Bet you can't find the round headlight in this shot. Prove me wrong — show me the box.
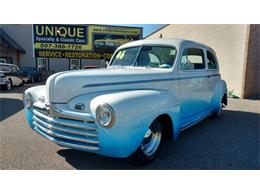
[23,92,33,108]
[96,103,115,128]
[38,96,45,103]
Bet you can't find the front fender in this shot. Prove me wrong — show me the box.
[24,85,46,102]
[89,89,180,157]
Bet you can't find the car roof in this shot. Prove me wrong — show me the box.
[118,38,214,51]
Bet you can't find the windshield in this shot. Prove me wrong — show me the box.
[110,45,177,68]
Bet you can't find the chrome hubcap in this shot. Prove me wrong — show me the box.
[141,128,162,157]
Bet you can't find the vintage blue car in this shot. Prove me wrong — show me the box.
[23,39,227,164]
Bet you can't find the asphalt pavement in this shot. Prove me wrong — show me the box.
[0,83,259,169]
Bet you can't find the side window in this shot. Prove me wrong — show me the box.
[207,51,218,69]
[0,66,11,72]
[180,48,205,70]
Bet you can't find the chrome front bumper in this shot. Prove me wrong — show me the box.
[31,102,99,152]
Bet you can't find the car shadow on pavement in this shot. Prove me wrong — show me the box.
[0,98,23,121]
[57,109,260,170]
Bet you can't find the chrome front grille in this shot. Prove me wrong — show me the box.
[32,105,99,151]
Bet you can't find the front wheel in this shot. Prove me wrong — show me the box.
[132,119,163,165]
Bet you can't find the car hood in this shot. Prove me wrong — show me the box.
[46,67,175,103]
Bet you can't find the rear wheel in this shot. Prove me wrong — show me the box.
[133,119,163,165]
[211,100,223,118]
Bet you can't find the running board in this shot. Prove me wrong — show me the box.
[180,112,212,131]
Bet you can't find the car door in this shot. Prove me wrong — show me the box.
[178,46,211,128]
[11,66,23,85]
[205,49,220,103]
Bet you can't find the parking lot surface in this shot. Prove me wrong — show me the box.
[0,84,259,170]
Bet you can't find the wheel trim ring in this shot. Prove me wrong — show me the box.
[141,128,162,157]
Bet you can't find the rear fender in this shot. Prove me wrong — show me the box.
[211,79,228,112]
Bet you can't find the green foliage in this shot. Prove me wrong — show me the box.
[228,90,239,99]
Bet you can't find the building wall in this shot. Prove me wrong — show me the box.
[49,58,69,72]
[1,24,35,67]
[146,24,249,98]
[243,24,260,99]
[0,49,18,64]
